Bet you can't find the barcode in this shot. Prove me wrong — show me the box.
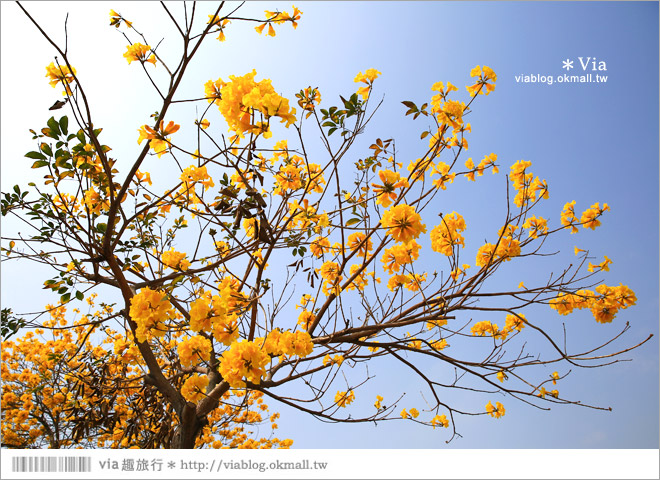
[11,456,92,473]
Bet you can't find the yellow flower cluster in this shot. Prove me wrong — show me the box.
[537,387,559,399]
[262,329,314,358]
[400,407,420,419]
[371,169,409,207]
[45,62,76,95]
[137,120,180,158]
[381,240,421,274]
[430,211,466,256]
[475,225,521,267]
[207,15,230,42]
[346,232,373,257]
[161,248,191,271]
[588,256,612,273]
[335,390,355,408]
[580,202,610,230]
[345,264,371,292]
[354,68,381,100]
[387,273,427,292]
[181,374,209,403]
[218,340,270,388]
[310,236,332,258]
[189,288,239,345]
[471,314,525,341]
[123,43,156,65]
[318,261,342,296]
[509,160,548,207]
[523,215,548,238]
[255,6,303,36]
[205,70,296,142]
[109,9,132,28]
[561,201,610,233]
[381,204,426,244]
[129,288,175,342]
[177,335,212,368]
[464,153,499,181]
[323,354,344,367]
[285,199,328,233]
[549,284,636,323]
[486,401,505,418]
[430,162,456,190]
[297,310,315,330]
[431,414,449,428]
[83,189,110,215]
[179,165,215,204]
[466,65,497,96]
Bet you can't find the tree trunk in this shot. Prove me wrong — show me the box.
[172,402,205,449]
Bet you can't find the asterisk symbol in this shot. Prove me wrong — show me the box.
[167,461,176,469]
[562,59,574,71]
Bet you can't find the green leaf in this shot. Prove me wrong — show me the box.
[40,143,53,157]
[31,160,49,169]
[47,117,61,138]
[75,291,84,301]
[96,223,107,233]
[60,292,71,303]
[59,116,69,135]
[25,151,47,160]
[346,218,360,226]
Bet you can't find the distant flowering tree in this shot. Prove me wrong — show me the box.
[1,2,650,449]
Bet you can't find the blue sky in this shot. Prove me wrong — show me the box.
[1,1,658,450]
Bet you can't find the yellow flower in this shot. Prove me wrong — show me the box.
[587,255,612,273]
[129,288,174,342]
[45,62,76,94]
[218,340,270,388]
[371,169,409,207]
[177,335,212,368]
[380,204,426,244]
[354,68,381,99]
[430,211,466,256]
[374,395,383,409]
[497,371,506,382]
[409,408,420,418]
[475,243,496,267]
[161,249,190,271]
[109,9,132,28]
[181,375,209,403]
[209,70,296,143]
[137,120,180,158]
[297,310,315,330]
[551,371,560,385]
[467,65,496,96]
[580,202,610,230]
[485,401,505,418]
[561,201,580,233]
[523,215,548,239]
[471,320,501,338]
[380,241,421,274]
[123,43,156,65]
[431,414,449,429]
[335,390,355,408]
